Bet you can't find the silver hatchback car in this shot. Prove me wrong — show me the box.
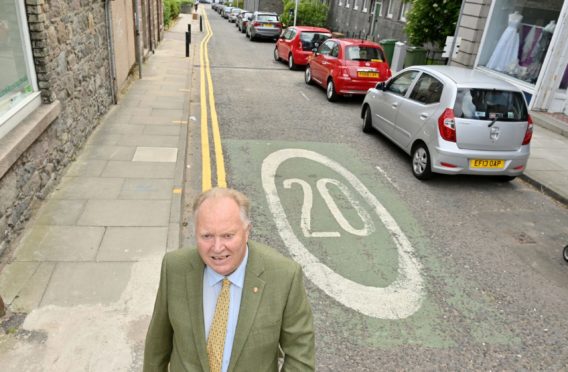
[361,66,533,181]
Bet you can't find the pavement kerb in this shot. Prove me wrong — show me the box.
[520,173,568,207]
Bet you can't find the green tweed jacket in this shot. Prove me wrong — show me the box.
[143,241,315,372]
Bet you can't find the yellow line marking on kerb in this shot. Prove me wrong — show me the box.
[199,9,212,191]
[172,188,183,194]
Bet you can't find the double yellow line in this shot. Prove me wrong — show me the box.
[199,8,226,191]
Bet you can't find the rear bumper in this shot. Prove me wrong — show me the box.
[430,144,530,176]
[252,28,281,38]
[336,77,381,95]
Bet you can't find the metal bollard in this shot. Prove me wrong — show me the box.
[200,15,203,32]
[185,32,190,57]
[187,24,192,45]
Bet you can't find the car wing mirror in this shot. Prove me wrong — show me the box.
[312,48,318,55]
[375,82,386,90]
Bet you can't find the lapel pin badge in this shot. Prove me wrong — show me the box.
[253,287,259,293]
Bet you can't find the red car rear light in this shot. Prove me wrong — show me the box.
[275,22,282,28]
[522,114,533,145]
[252,21,261,27]
[438,108,456,142]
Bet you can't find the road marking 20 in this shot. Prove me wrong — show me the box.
[262,148,424,319]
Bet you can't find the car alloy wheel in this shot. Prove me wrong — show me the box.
[274,48,280,62]
[305,66,313,85]
[288,54,295,70]
[563,244,568,263]
[362,106,373,133]
[326,80,338,102]
[411,143,432,180]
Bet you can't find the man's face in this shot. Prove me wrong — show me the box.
[195,196,250,276]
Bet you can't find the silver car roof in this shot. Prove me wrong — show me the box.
[407,65,522,91]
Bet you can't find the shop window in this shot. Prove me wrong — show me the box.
[0,0,41,138]
[478,0,562,86]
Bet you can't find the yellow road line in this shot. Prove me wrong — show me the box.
[199,10,212,191]
[203,10,227,188]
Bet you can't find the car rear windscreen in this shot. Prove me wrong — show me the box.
[454,89,528,121]
[257,15,278,21]
[346,46,385,61]
[300,32,331,51]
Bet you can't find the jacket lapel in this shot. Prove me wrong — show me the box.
[186,251,209,371]
[228,244,266,371]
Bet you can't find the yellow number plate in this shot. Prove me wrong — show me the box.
[358,71,379,78]
[470,159,505,169]
[263,23,273,27]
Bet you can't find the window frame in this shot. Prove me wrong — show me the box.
[362,0,369,13]
[386,0,394,18]
[0,0,41,139]
[399,1,412,22]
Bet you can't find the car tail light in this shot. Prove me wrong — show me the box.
[276,22,282,28]
[252,21,261,27]
[522,115,533,145]
[438,108,456,142]
[440,162,457,168]
[514,165,525,170]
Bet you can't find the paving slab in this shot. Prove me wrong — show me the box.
[97,227,168,261]
[82,145,137,161]
[119,178,174,200]
[34,200,86,225]
[77,200,171,226]
[10,263,56,312]
[52,177,124,200]
[101,161,175,179]
[118,134,179,147]
[100,124,146,135]
[64,159,108,177]
[143,124,182,136]
[0,261,40,304]
[132,147,178,162]
[15,225,105,261]
[41,262,133,306]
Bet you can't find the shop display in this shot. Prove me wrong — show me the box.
[486,11,523,72]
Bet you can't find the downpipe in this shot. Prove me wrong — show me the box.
[104,0,118,104]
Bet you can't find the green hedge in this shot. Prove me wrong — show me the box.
[281,0,328,28]
[164,0,181,27]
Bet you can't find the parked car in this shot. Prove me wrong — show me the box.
[275,26,332,70]
[246,12,282,41]
[305,38,391,101]
[361,65,533,181]
[237,11,253,32]
[222,6,233,18]
[228,8,241,22]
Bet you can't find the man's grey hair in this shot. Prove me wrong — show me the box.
[192,187,251,227]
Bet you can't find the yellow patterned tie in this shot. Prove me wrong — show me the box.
[207,278,231,372]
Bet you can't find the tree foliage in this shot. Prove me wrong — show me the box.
[281,0,329,28]
[404,0,461,48]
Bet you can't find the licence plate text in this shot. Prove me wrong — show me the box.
[263,23,273,27]
[470,159,505,169]
[357,71,379,78]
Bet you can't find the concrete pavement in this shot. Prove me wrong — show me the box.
[0,12,199,371]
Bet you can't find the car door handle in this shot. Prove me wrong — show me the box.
[420,113,429,120]
[391,103,398,109]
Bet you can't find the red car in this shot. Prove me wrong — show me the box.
[274,26,332,70]
[305,38,392,101]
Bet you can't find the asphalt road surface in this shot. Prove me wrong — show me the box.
[184,7,568,370]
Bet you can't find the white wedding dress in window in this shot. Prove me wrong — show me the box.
[486,12,522,72]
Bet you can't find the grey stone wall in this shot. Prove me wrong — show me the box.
[0,0,113,255]
[451,0,491,68]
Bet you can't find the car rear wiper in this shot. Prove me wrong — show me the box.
[488,117,497,127]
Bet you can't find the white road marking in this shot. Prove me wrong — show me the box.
[283,178,340,238]
[300,92,310,101]
[262,149,424,319]
[376,165,400,191]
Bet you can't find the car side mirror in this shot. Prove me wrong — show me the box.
[375,82,386,90]
[312,48,318,55]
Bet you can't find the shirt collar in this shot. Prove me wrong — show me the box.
[205,245,249,289]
